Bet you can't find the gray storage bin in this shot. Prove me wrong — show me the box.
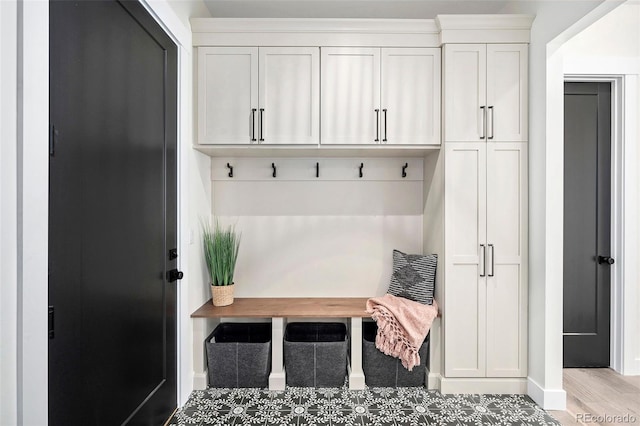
[284,322,348,387]
[206,322,271,388]
[362,321,429,387]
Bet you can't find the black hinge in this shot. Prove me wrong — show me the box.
[49,124,58,156]
[48,306,55,339]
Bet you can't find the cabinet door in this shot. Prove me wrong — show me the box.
[259,47,319,145]
[486,45,528,142]
[321,48,381,144]
[381,48,441,145]
[443,44,487,142]
[198,47,258,144]
[444,143,487,377]
[486,143,527,377]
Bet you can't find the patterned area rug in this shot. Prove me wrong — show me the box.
[168,387,561,425]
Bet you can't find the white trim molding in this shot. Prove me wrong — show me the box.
[192,18,439,47]
[17,1,50,425]
[436,14,534,44]
[191,15,534,47]
[527,377,567,411]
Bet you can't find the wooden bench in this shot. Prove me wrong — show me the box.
[191,297,370,390]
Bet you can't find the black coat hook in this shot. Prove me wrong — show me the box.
[272,162,277,178]
[359,162,364,178]
[316,162,319,178]
[402,163,408,178]
[227,162,233,178]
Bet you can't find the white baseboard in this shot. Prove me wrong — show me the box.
[440,377,527,394]
[193,371,208,390]
[427,372,442,390]
[527,377,566,410]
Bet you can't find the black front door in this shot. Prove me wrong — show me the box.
[563,82,612,368]
[49,1,178,424]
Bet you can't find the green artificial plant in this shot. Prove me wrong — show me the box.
[203,220,241,286]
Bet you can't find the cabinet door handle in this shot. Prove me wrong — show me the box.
[488,106,494,140]
[251,108,257,142]
[383,109,388,143]
[480,244,486,277]
[259,108,264,142]
[488,244,495,277]
[375,109,380,142]
[480,106,486,139]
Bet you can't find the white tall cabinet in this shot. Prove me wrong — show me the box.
[198,46,319,145]
[321,47,441,145]
[441,37,529,391]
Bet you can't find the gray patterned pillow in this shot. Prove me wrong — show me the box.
[387,250,437,305]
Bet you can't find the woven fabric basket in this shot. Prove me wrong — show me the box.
[211,284,234,306]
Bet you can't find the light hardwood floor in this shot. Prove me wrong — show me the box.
[549,368,640,425]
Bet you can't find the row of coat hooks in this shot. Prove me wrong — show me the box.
[226,162,409,178]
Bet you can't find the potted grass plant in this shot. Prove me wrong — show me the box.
[203,220,241,307]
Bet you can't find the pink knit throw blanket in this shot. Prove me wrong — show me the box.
[366,294,439,371]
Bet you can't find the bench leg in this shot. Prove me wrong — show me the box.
[349,317,366,390]
[269,317,286,390]
[193,318,219,390]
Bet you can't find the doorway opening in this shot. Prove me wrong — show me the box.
[563,81,612,368]
[563,75,626,374]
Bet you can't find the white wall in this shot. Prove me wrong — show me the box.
[0,2,19,425]
[562,1,640,376]
[500,0,626,410]
[211,160,425,298]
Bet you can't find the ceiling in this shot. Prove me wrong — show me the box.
[201,0,517,19]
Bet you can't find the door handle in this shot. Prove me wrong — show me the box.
[480,106,486,139]
[375,109,380,142]
[251,108,257,142]
[480,244,486,277]
[597,256,615,265]
[488,244,495,277]
[488,106,494,140]
[382,109,388,143]
[167,269,184,282]
[259,108,264,142]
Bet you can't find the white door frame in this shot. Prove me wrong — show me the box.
[563,74,626,374]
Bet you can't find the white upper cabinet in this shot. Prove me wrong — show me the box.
[486,44,528,142]
[321,48,381,145]
[198,47,258,144]
[198,47,319,145]
[259,47,319,144]
[322,47,441,145]
[381,48,441,145]
[444,44,527,143]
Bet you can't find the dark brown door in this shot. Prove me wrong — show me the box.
[49,1,178,424]
[563,82,612,368]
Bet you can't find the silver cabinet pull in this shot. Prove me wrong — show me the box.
[488,244,495,277]
[488,106,494,140]
[259,108,264,142]
[480,106,486,139]
[251,108,257,142]
[480,244,486,277]
[375,109,380,142]
[382,108,388,143]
